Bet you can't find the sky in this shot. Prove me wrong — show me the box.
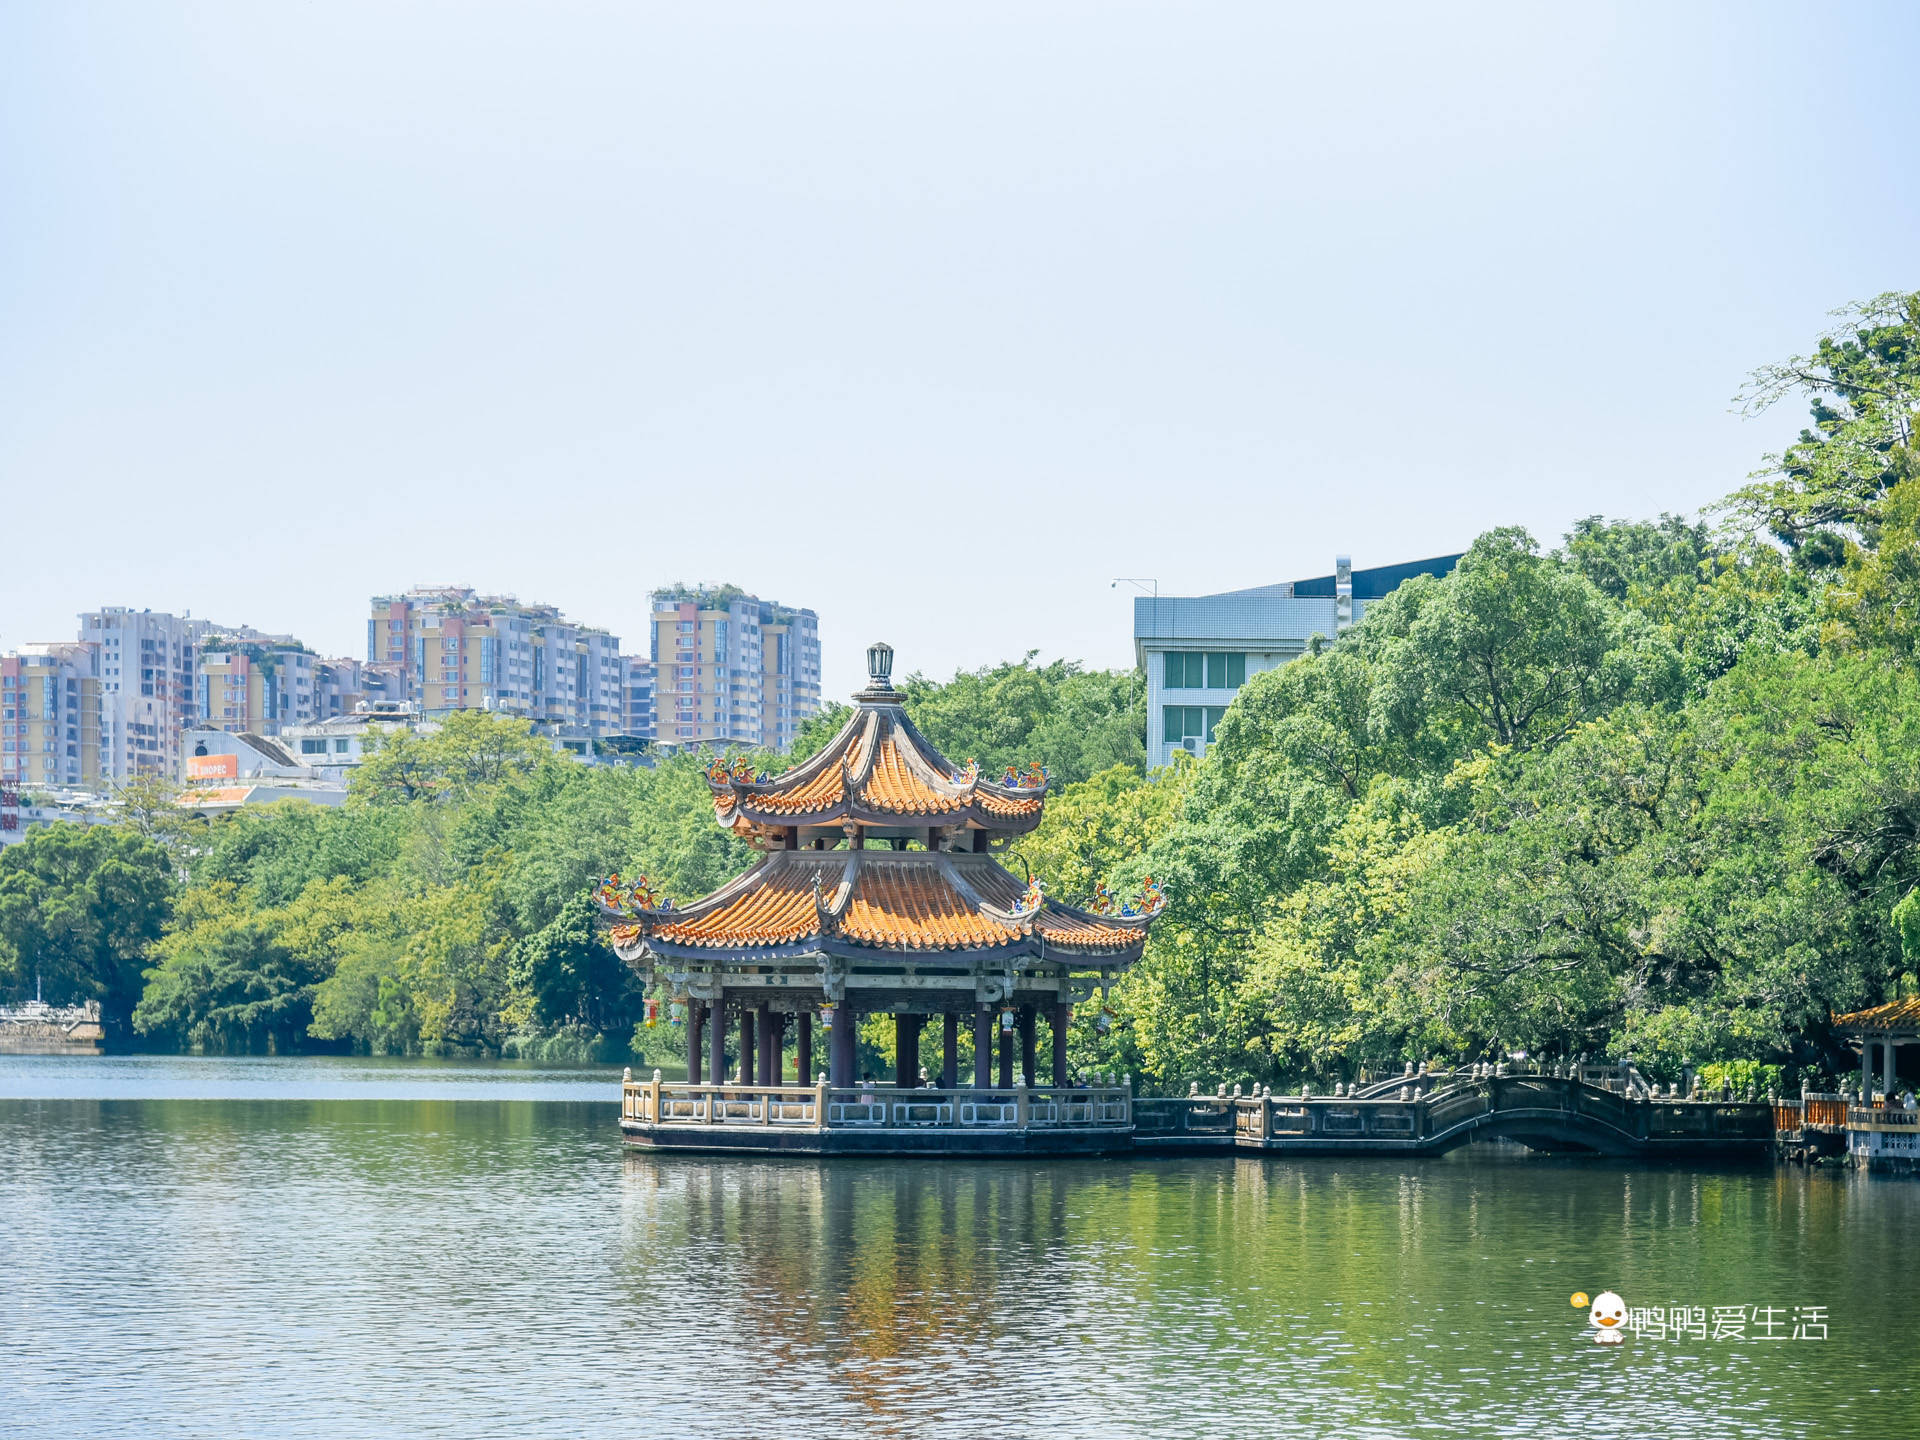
[3,4,1918,702]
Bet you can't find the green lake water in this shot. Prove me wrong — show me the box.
[2,1055,1915,1438]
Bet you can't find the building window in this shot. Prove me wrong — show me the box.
[1164,652,1245,690]
[1162,706,1226,751]
[1206,652,1246,689]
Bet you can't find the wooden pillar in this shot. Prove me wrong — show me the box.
[941,1013,959,1089]
[895,1014,922,1089]
[740,1006,757,1085]
[797,1011,814,1083]
[830,1005,856,1088]
[1863,1039,1873,1098]
[1019,1006,1037,1087]
[761,1006,782,1086]
[1050,1002,1070,1085]
[998,1013,1014,1088]
[1885,1037,1896,1099]
[975,1005,993,1089]
[709,1000,727,1085]
[687,999,703,1083]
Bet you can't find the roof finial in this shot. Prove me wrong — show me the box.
[865,641,895,692]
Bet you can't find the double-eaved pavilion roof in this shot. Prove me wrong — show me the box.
[596,643,1163,975]
[604,849,1152,964]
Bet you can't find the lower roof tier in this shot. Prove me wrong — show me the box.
[603,849,1152,964]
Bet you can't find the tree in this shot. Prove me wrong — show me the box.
[897,656,1146,785]
[1725,290,1920,546]
[0,824,175,1042]
[1367,527,1681,754]
[353,711,557,805]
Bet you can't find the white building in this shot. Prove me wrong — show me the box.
[1133,555,1461,768]
[79,607,207,782]
[279,702,427,783]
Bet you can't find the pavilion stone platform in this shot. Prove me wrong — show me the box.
[595,642,1162,1157]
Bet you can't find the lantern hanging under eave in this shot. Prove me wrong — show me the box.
[818,1003,836,1031]
[644,998,660,1028]
[1000,1007,1016,1033]
[669,1001,687,1027]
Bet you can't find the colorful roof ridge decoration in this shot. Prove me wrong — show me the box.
[593,850,1155,962]
[707,697,1051,840]
[1087,877,1168,919]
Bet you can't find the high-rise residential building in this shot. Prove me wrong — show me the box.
[79,607,206,781]
[1,645,104,791]
[1132,554,1462,768]
[649,585,821,751]
[194,629,320,737]
[618,655,656,743]
[366,587,625,735]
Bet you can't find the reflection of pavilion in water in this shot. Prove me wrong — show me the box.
[616,1153,1106,1421]
[598,643,1158,1155]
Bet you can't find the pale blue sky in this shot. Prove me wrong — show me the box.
[3,3,1916,700]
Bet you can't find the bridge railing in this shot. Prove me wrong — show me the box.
[621,1075,1130,1132]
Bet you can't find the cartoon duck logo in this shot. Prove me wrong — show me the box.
[1573,1290,1627,1344]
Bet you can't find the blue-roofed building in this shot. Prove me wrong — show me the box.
[1133,554,1462,767]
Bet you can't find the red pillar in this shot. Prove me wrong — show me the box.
[757,1003,776,1084]
[708,1000,727,1085]
[797,1011,813,1083]
[1019,1006,1037,1087]
[974,1005,993,1089]
[998,1013,1014,1088]
[941,1013,959,1089]
[895,1014,923,1089]
[1051,1002,1071,1085]
[830,1004,856,1088]
[740,1006,757,1085]
[687,999,703,1083]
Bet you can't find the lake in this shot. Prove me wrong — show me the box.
[2,1055,1915,1438]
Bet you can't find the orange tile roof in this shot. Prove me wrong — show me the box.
[608,851,1147,957]
[711,701,1049,833]
[840,856,1009,949]
[1834,997,1920,1033]
[653,860,823,947]
[860,730,965,815]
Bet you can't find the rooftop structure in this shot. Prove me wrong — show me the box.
[598,641,1160,1153]
[1133,554,1462,767]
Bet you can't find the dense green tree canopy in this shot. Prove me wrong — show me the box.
[44,290,1920,1090]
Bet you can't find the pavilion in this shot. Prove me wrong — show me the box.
[595,642,1160,1152]
[1834,997,1920,1100]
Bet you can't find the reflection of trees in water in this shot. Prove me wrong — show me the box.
[617,1156,1151,1428]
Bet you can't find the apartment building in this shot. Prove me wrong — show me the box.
[1133,554,1463,768]
[1,645,104,791]
[366,587,625,736]
[195,632,319,737]
[649,586,821,751]
[79,607,205,781]
[619,655,656,743]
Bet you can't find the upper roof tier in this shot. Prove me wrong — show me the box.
[709,641,1048,842]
